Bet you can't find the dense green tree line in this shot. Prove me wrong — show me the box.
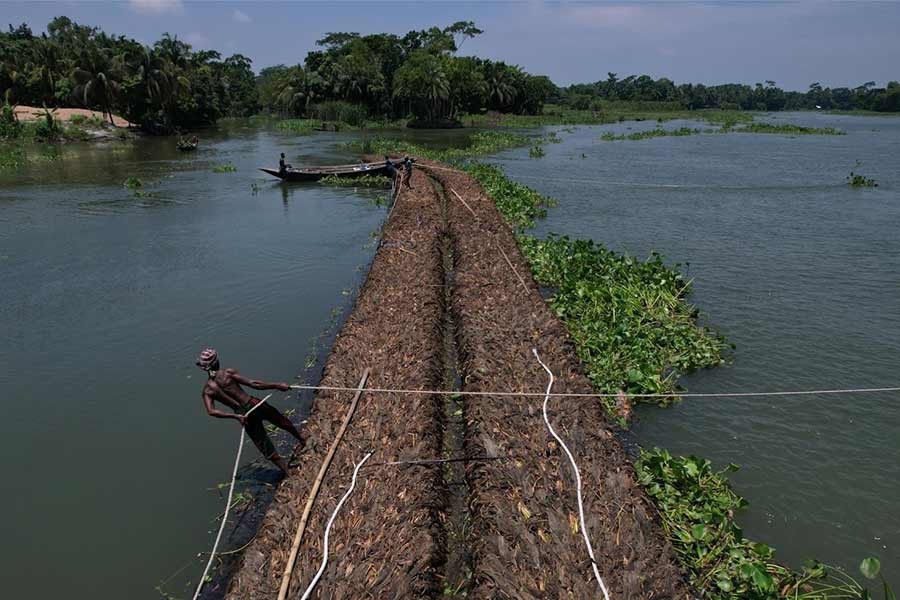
[257,22,556,125]
[563,73,900,112]
[0,18,258,132]
[2,17,897,138]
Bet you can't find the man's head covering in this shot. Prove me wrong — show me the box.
[196,347,218,369]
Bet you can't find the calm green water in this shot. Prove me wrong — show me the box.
[492,112,900,587]
[0,123,417,598]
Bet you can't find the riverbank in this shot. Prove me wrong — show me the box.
[14,105,133,128]
[1,105,134,161]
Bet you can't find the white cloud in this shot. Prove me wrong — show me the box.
[232,9,252,24]
[184,32,209,47]
[129,0,184,15]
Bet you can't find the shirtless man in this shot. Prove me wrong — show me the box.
[196,348,302,474]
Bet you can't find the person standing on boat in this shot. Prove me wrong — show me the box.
[279,152,288,176]
[195,348,303,475]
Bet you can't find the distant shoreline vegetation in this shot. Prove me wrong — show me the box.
[2,17,898,141]
[599,121,844,141]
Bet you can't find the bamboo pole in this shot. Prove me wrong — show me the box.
[497,242,530,293]
[450,187,478,219]
[276,368,370,600]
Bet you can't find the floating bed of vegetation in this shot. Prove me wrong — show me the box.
[735,122,843,135]
[456,160,891,599]
[318,174,391,188]
[633,449,890,599]
[847,172,878,188]
[276,118,405,133]
[601,126,709,141]
[463,162,727,409]
[350,130,530,161]
[600,121,842,141]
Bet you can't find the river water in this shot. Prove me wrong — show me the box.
[1,114,897,597]
[0,122,406,598]
[492,112,900,588]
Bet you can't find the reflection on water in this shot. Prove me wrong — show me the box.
[491,112,900,587]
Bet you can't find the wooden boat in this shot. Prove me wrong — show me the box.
[259,161,390,182]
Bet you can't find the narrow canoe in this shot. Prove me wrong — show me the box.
[258,161,390,182]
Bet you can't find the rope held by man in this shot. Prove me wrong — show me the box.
[192,393,272,600]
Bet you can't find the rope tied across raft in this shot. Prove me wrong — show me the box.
[289,383,900,399]
[191,376,899,597]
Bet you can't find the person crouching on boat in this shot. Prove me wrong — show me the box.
[196,348,303,475]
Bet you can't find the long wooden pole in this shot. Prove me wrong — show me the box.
[277,368,370,600]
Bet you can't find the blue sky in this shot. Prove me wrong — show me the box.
[6,1,899,91]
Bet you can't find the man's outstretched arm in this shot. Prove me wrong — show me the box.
[203,389,245,423]
[231,370,291,392]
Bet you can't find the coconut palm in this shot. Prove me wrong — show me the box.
[483,62,517,111]
[72,46,124,124]
[393,51,449,121]
[274,66,309,115]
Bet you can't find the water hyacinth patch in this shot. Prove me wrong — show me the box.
[462,163,553,231]
[463,163,728,404]
[518,234,728,401]
[734,122,843,135]
[600,126,708,141]
[318,174,391,188]
[347,130,530,163]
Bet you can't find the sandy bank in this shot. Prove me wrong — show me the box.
[13,105,134,128]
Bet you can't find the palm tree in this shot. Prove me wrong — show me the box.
[393,51,449,121]
[274,66,309,115]
[484,62,516,111]
[27,38,67,105]
[127,45,172,106]
[72,46,124,124]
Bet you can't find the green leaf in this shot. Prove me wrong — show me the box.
[716,578,734,592]
[750,566,775,592]
[860,557,881,580]
[884,577,897,600]
[683,460,699,478]
[690,524,708,540]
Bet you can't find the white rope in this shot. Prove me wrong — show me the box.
[299,452,373,600]
[290,383,900,399]
[533,349,611,600]
[192,394,272,600]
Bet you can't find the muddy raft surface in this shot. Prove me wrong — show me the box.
[421,160,690,600]
[226,167,446,599]
[224,162,689,599]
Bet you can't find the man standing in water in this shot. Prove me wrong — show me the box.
[196,348,302,475]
